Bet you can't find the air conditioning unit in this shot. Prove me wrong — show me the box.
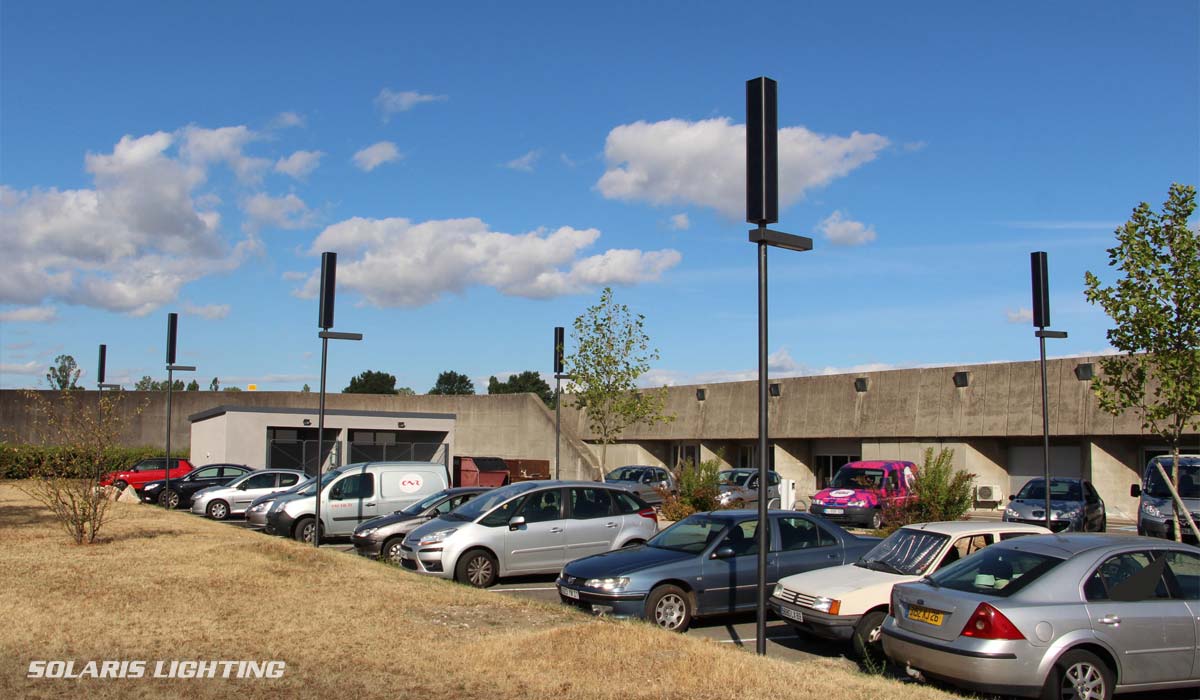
[975,485,1002,502]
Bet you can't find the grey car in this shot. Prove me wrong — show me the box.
[1132,455,1200,543]
[245,476,314,528]
[717,469,781,508]
[352,487,488,562]
[605,466,677,506]
[190,469,305,520]
[1004,477,1107,532]
[882,534,1200,699]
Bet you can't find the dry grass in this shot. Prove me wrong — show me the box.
[0,483,962,700]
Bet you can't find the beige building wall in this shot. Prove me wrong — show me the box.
[1086,438,1143,520]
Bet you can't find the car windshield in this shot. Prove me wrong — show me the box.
[647,516,729,553]
[718,471,752,486]
[831,468,885,490]
[1015,479,1083,501]
[399,491,451,515]
[1146,462,1200,499]
[606,467,648,482]
[444,481,543,521]
[928,547,1064,597]
[856,528,949,576]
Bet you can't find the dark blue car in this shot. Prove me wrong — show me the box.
[556,510,879,631]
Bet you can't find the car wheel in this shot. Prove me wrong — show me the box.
[294,517,321,544]
[851,610,887,660]
[646,584,692,632]
[113,480,128,492]
[455,549,498,588]
[1041,649,1114,700]
[870,510,884,530]
[206,500,229,520]
[622,539,645,548]
[381,537,405,564]
[158,490,181,509]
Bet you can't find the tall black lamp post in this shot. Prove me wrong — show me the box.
[553,326,565,479]
[1031,251,1067,530]
[163,313,196,503]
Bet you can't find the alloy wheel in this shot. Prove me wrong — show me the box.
[654,593,687,630]
[210,502,228,519]
[165,491,180,509]
[466,556,493,586]
[385,541,404,563]
[300,522,316,543]
[1060,661,1106,700]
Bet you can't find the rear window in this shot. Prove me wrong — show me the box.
[928,547,1063,598]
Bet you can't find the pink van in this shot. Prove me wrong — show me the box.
[809,460,917,529]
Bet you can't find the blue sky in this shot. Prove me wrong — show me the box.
[1,1,1196,392]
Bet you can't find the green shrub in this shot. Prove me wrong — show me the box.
[658,457,725,520]
[879,448,976,534]
[0,443,188,480]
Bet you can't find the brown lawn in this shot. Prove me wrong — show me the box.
[0,483,962,699]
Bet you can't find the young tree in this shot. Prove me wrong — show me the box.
[344,370,400,394]
[186,379,200,391]
[46,354,82,390]
[209,377,220,391]
[428,371,475,395]
[301,383,311,393]
[564,287,672,478]
[1084,183,1200,541]
[488,370,554,406]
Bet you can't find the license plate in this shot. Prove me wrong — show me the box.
[779,606,803,622]
[907,605,944,626]
[824,508,844,515]
[560,586,580,600]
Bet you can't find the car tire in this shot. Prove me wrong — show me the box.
[158,490,181,509]
[294,517,320,544]
[622,539,645,548]
[646,584,692,632]
[455,549,498,588]
[113,480,128,492]
[1041,649,1114,700]
[381,537,405,564]
[851,610,887,660]
[206,500,230,520]
[870,510,884,530]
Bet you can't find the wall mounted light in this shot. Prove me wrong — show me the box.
[854,377,869,393]
[769,383,781,397]
[303,418,312,426]
[696,388,706,401]
[1074,363,1095,381]
[952,371,971,388]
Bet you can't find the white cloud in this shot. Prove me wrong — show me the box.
[281,270,309,281]
[818,210,877,246]
[299,216,681,307]
[353,141,401,172]
[505,150,541,172]
[274,150,323,178]
[375,89,447,120]
[1006,307,1033,324]
[0,360,41,376]
[183,301,230,320]
[668,213,690,231]
[597,117,888,218]
[270,111,305,129]
[178,125,270,183]
[242,192,315,231]
[0,305,58,322]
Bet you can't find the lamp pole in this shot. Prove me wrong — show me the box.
[1031,252,1067,530]
[553,326,564,480]
[163,313,195,505]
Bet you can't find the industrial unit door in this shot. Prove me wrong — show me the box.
[1006,445,1081,497]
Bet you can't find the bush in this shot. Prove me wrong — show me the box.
[0,443,186,480]
[879,448,976,534]
[657,458,724,520]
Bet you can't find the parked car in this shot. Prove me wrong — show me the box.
[809,460,917,529]
[558,509,878,632]
[352,487,489,562]
[268,461,451,542]
[400,480,658,587]
[99,457,194,493]
[245,476,314,528]
[190,469,304,520]
[1132,454,1200,542]
[771,520,1049,657]
[882,534,1200,699]
[605,465,678,505]
[716,469,781,508]
[140,464,253,508]
[1004,477,1106,532]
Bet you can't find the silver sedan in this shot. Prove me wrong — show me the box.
[882,534,1199,699]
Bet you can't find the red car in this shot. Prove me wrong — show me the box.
[99,458,193,492]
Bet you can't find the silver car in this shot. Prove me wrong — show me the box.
[717,469,781,508]
[1003,477,1107,532]
[604,465,677,506]
[245,476,314,527]
[1132,454,1200,542]
[400,480,659,587]
[882,534,1200,699]
[190,469,305,520]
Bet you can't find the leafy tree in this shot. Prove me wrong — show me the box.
[428,371,474,395]
[488,370,553,406]
[135,376,183,391]
[344,370,400,394]
[46,354,81,391]
[880,448,975,534]
[301,383,311,393]
[396,386,416,396]
[222,386,242,392]
[209,377,220,391]
[186,380,200,391]
[1085,183,1200,541]
[564,287,672,478]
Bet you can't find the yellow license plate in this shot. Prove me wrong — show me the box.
[907,605,944,626]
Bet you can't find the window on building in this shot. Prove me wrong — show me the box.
[815,454,860,489]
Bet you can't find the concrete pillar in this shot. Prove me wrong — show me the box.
[1085,437,1142,520]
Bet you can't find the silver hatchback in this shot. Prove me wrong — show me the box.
[882,534,1200,699]
[400,480,658,587]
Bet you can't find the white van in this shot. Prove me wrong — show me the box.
[268,461,450,543]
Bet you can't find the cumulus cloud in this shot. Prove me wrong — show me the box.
[178,125,270,183]
[0,130,260,316]
[270,111,305,129]
[242,192,315,231]
[353,141,401,171]
[296,216,681,307]
[505,150,541,172]
[668,213,690,231]
[183,301,230,320]
[1006,307,1033,324]
[818,210,877,246]
[0,305,57,322]
[375,89,447,120]
[597,117,888,218]
[274,150,323,178]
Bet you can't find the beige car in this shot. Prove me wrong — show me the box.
[770,520,1049,657]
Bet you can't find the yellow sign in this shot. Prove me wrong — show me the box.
[247,384,257,391]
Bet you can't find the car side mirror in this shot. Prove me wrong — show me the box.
[508,515,526,531]
[1130,484,1141,498]
[1008,494,1015,501]
[712,546,736,559]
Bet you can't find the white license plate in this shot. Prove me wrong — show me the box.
[560,586,580,600]
[824,508,844,515]
[779,606,803,622]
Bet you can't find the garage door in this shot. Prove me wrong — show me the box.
[1007,446,1081,496]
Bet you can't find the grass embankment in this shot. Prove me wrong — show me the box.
[0,484,961,700]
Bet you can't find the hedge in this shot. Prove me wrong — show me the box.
[0,443,189,480]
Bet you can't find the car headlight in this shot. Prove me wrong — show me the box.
[847,499,867,507]
[1055,508,1081,520]
[1004,507,1019,518]
[1142,502,1166,519]
[417,528,457,546]
[811,596,841,615]
[772,583,784,597]
[811,498,824,505]
[144,483,161,492]
[357,527,378,537]
[584,577,630,592]
[248,502,266,513]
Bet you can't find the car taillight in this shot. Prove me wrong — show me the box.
[889,588,898,617]
[959,602,1024,640]
[637,507,657,521]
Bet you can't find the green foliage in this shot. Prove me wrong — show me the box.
[395,386,415,396]
[46,354,82,390]
[222,386,242,392]
[209,377,220,391]
[301,383,311,393]
[428,370,474,395]
[134,376,184,391]
[880,448,975,533]
[344,370,401,394]
[1,443,188,480]
[186,380,200,391]
[658,458,723,520]
[564,287,673,475]
[488,370,554,406]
